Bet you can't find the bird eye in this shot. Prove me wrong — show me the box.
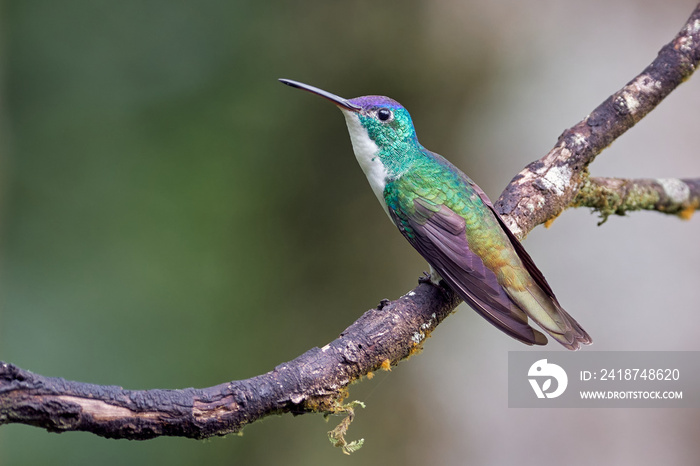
[377,108,393,121]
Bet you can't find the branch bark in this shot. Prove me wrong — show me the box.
[2,2,700,448]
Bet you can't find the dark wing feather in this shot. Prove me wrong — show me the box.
[470,183,592,346]
[391,198,548,346]
[468,182,553,295]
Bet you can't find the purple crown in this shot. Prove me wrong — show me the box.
[348,95,404,110]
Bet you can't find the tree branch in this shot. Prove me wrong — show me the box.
[495,3,700,238]
[1,282,461,444]
[574,177,700,223]
[2,2,700,448]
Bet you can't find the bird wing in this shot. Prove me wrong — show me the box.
[468,181,592,348]
[389,195,548,346]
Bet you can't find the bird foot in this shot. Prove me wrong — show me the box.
[376,299,391,310]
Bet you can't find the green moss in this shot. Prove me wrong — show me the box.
[573,175,660,225]
[326,400,366,455]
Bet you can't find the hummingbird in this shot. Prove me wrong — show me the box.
[279,79,591,350]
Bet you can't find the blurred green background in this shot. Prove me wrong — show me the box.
[2,0,699,465]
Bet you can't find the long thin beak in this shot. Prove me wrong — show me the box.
[279,79,361,112]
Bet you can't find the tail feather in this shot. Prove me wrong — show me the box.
[483,204,592,350]
[505,285,591,350]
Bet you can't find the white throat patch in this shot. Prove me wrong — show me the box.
[340,109,390,218]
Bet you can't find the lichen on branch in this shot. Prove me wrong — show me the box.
[574,176,700,223]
